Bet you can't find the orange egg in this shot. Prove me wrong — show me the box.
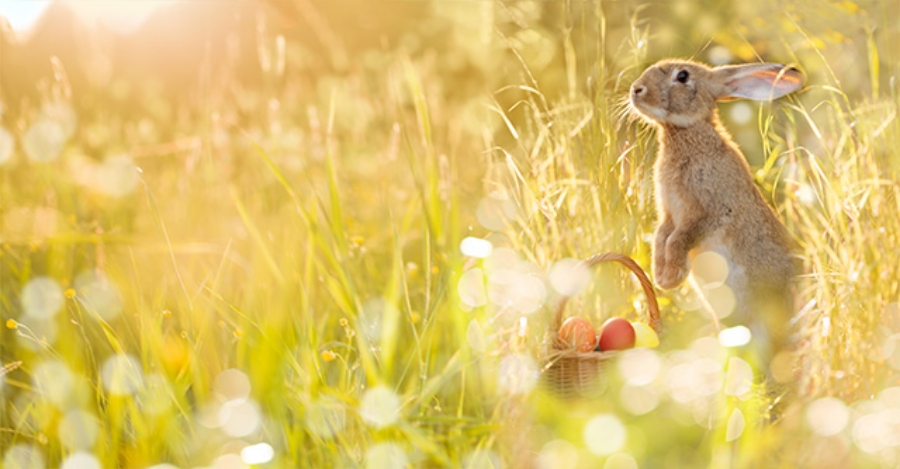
[559,317,598,353]
[598,317,636,351]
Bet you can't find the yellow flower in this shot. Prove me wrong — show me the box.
[65,288,76,299]
[5,319,17,329]
[321,350,337,362]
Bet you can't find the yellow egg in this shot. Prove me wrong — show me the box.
[632,322,660,348]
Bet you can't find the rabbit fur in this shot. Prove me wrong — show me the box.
[629,59,803,356]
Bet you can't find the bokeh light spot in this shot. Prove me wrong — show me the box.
[459,268,487,308]
[306,396,346,439]
[584,414,626,455]
[617,348,661,386]
[704,284,736,319]
[466,319,486,352]
[61,452,101,469]
[21,276,64,319]
[707,45,733,65]
[805,397,849,436]
[718,326,752,347]
[724,357,753,398]
[476,193,518,231]
[725,408,746,442]
[101,354,143,395]
[462,449,501,469]
[33,360,75,408]
[220,399,263,437]
[729,102,753,125]
[692,251,729,286]
[2,444,45,469]
[59,410,99,450]
[549,258,591,297]
[536,439,578,469]
[0,127,13,165]
[619,383,661,415]
[365,443,408,469]
[460,236,493,258]
[214,368,252,404]
[241,443,275,465]
[96,154,139,197]
[604,453,639,469]
[23,119,68,162]
[360,386,401,428]
[498,353,538,395]
[74,271,124,320]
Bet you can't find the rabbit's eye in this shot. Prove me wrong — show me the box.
[676,70,690,83]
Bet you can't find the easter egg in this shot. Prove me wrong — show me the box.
[559,317,598,353]
[632,322,660,348]
[598,317,636,351]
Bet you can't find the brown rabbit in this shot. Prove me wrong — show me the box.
[629,60,803,359]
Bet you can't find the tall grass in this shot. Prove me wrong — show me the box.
[1,1,899,468]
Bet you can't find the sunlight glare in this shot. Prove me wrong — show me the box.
[62,0,176,35]
[0,1,52,34]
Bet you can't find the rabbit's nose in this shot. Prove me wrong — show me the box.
[632,85,646,96]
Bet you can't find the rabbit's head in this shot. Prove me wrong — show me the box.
[630,59,804,127]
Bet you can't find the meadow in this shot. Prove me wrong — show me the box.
[1,0,899,468]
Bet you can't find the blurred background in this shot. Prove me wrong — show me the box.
[1,1,899,468]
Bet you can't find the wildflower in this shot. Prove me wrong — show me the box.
[321,350,336,362]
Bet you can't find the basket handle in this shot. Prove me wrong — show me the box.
[552,253,661,336]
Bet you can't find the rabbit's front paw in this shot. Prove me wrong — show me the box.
[656,260,688,289]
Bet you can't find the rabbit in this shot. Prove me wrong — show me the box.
[629,59,803,360]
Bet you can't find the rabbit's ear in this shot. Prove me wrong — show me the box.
[714,63,804,101]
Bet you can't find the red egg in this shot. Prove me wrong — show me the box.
[559,317,598,353]
[598,317,636,351]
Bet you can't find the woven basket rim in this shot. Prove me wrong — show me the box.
[549,252,661,354]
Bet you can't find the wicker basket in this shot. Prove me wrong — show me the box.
[543,253,662,398]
